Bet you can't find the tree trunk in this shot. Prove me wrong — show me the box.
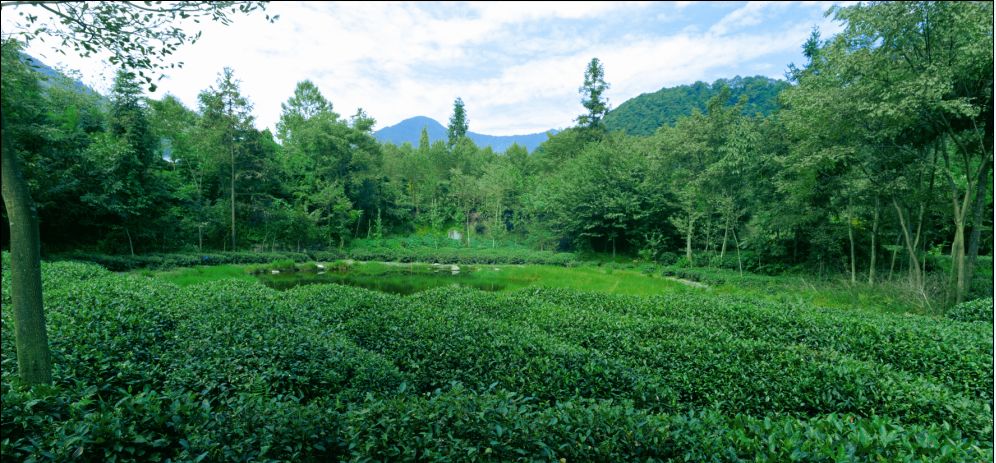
[911,204,925,270]
[410,181,418,221]
[125,226,135,257]
[494,198,500,249]
[719,215,730,260]
[893,198,923,290]
[868,198,879,285]
[1,115,52,385]
[964,155,992,297]
[847,208,856,285]
[949,219,966,304]
[732,225,743,276]
[702,210,712,254]
[230,145,236,251]
[685,215,695,265]
[889,231,900,280]
[941,149,973,304]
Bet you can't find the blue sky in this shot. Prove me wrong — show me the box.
[4,1,851,135]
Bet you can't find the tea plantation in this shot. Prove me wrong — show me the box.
[2,258,993,462]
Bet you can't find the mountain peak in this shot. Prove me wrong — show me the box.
[374,117,555,152]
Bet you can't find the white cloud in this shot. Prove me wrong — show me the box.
[2,1,849,136]
[709,1,793,36]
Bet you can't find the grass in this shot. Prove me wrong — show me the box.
[663,264,985,316]
[487,264,691,295]
[148,264,256,286]
[144,261,693,296]
[134,255,991,317]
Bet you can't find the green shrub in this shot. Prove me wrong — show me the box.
[947,297,994,323]
[298,262,319,273]
[267,258,297,273]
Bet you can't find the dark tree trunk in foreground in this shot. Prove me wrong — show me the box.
[1,114,52,385]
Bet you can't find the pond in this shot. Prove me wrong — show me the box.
[255,263,519,295]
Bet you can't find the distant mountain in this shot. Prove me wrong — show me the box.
[20,53,102,97]
[374,116,556,153]
[604,76,790,136]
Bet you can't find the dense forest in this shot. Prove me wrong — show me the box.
[2,1,992,307]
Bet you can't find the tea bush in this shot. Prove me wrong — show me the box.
[2,255,992,461]
[53,251,312,271]
[947,297,994,323]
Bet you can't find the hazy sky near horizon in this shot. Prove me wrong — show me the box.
[4,1,850,136]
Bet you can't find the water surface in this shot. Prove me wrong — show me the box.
[256,263,512,294]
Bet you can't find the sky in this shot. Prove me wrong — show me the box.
[3,1,851,136]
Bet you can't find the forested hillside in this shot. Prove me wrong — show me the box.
[603,76,789,135]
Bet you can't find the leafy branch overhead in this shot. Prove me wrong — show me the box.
[1,1,277,91]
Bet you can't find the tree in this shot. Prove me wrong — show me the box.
[448,167,481,246]
[546,134,651,256]
[651,87,745,266]
[576,57,610,130]
[275,80,365,248]
[786,1,993,302]
[447,97,469,149]
[479,158,522,247]
[418,126,431,153]
[0,1,273,385]
[149,95,208,250]
[80,69,160,256]
[198,67,256,250]
[1,42,49,385]
[276,79,336,144]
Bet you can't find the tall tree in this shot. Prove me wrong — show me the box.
[1,42,49,385]
[149,95,208,250]
[418,126,431,153]
[80,69,160,255]
[792,1,993,302]
[0,1,273,385]
[275,80,364,248]
[576,57,610,131]
[276,79,336,144]
[199,67,256,250]
[447,97,469,149]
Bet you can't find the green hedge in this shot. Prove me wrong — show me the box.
[53,251,313,271]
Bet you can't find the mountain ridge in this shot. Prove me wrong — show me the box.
[374,116,556,153]
[604,75,790,136]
